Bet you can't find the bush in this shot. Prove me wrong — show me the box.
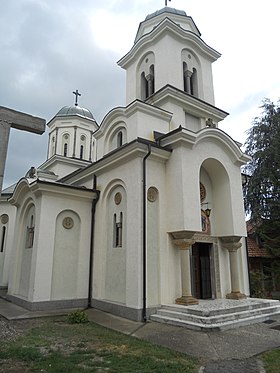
[67,310,89,324]
[250,271,267,298]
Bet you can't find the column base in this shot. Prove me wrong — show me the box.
[175,296,199,305]
[226,291,247,300]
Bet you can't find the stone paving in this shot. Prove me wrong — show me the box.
[186,298,269,311]
[200,358,266,373]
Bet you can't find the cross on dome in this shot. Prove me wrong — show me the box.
[73,89,81,106]
[165,0,171,6]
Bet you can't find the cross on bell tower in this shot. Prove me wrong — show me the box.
[73,89,81,106]
[165,0,171,6]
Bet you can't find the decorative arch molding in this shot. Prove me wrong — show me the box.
[104,122,128,153]
[96,107,127,137]
[102,179,128,204]
[195,128,251,165]
[9,179,35,208]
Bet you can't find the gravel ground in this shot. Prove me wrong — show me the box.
[0,317,23,341]
[0,316,47,342]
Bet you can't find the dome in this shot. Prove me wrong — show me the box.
[55,105,95,120]
[145,7,187,21]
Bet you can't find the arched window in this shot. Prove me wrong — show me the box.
[63,143,68,157]
[117,131,123,148]
[62,133,70,157]
[26,214,35,248]
[51,136,56,156]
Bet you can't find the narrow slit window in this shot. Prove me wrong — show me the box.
[117,131,123,147]
[26,215,35,248]
[80,145,84,159]
[113,212,123,248]
[0,226,6,253]
[63,143,68,157]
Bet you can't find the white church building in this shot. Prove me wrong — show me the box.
[0,7,251,321]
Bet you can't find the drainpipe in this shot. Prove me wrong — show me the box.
[88,174,100,308]
[142,145,151,322]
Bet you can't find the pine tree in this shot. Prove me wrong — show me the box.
[244,99,280,287]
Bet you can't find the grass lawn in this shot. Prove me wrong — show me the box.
[262,348,280,373]
[0,316,199,372]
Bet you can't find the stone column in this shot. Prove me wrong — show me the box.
[0,120,11,193]
[173,237,198,305]
[221,236,246,299]
[184,70,193,94]
[146,74,154,97]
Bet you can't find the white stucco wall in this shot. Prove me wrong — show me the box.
[0,202,16,287]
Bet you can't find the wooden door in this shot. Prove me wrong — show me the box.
[192,243,212,299]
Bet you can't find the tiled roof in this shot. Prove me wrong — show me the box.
[247,236,270,257]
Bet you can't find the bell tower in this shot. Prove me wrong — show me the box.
[118,7,227,131]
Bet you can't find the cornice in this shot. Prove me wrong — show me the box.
[118,17,220,69]
[147,85,228,122]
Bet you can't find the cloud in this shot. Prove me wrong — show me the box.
[1,0,280,188]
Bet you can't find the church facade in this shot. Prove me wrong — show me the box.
[0,7,251,321]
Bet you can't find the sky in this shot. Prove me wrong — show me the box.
[1,0,280,189]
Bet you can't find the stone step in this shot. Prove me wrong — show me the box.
[161,299,279,317]
[150,299,280,331]
[154,304,280,325]
[150,310,280,331]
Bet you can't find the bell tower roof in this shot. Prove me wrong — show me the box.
[134,7,201,43]
[145,7,187,20]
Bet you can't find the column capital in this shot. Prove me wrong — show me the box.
[184,69,193,78]
[220,236,242,252]
[145,73,154,81]
[173,238,195,250]
[170,231,196,250]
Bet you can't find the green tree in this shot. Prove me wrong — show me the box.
[244,99,280,266]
